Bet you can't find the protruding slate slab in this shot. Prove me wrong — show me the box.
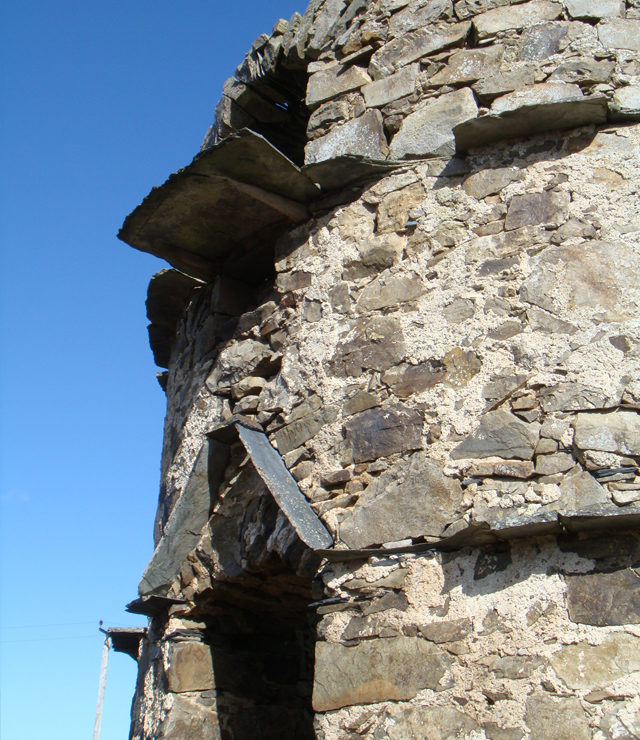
[107,627,147,660]
[454,95,608,152]
[119,129,322,281]
[303,154,401,190]
[146,269,203,368]
[138,444,213,597]
[208,417,334,550]
[126,595,186,616]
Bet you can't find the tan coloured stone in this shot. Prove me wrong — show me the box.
[389,0,453,35]
[304,109,388,165]
[306,64,371,107]
[491,83,584,115]
[356,270,426,311]
[474,0,562,38]
[443,347,482,388]
[451,410,540,460]
[429,45,504,86]
[565,0,623,18]
[377,182,426,232]
[362,64,418,108]
[550,633,640,689]
[525,694,590,740]
[468,459,535,478]
[166,642,215,693]
[462,166,524,199]
[598,18,640,52]
[520,242,640,322]
[573,411,640,456]
[312,637,452,711]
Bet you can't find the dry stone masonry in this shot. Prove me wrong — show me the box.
[118,0,640,738]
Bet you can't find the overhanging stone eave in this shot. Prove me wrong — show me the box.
[117,129,323,281]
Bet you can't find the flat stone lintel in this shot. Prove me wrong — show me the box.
[319,505,640,561]
[454,95,608,152]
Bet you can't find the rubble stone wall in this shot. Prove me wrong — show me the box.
[123,1,640,738]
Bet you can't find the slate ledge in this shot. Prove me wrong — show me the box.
[321,505,640,562]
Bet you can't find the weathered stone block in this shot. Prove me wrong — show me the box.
[574,411,640,456]
[443,347,482,388]
[166,641,215,693]
[340,452,463,547]
[328,315,406,377]
[376,182,426,232]
[312,637,452,711]
[429,45,504,86]
[454,93,607,150]
[159,695,220,740]
[520,242,640,322]
[468,459,535,478]
[382,360,447,398]
[305,109,388,165]
[550,633,640,689]
[534,452,574,475]
[342,403,423,464]
[362,64,418,108]
[462,166,524,199]
[525,694,590,740]
[389,0,453,35]
[484,654,543,679]
[451,410,540,460]
[517,21,571,61]
[567,569,640,625]
[385,705,480,740]
[418,617,472,643]
[273,406,338,454]
[610,85,640,120]
[356,270,426,312]
[491,83,584,116]
[306,64,371,108]
[368,22,471,79]
[473,66,537,100]
[565,0,623,19]
[473,0,563,38]
[598,18,640,52]
[389,87,478,159]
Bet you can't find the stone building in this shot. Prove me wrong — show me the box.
[117,0,640,737]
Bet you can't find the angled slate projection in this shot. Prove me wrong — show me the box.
[138,443,215,597]
[118,129,322,281]
[208,416,334,551]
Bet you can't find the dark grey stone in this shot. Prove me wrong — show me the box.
[342,404,423,464]
[566,569,640,625]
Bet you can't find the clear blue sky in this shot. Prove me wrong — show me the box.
[0,2,303,738]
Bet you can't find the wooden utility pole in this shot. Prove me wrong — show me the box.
[93,634,111,740]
